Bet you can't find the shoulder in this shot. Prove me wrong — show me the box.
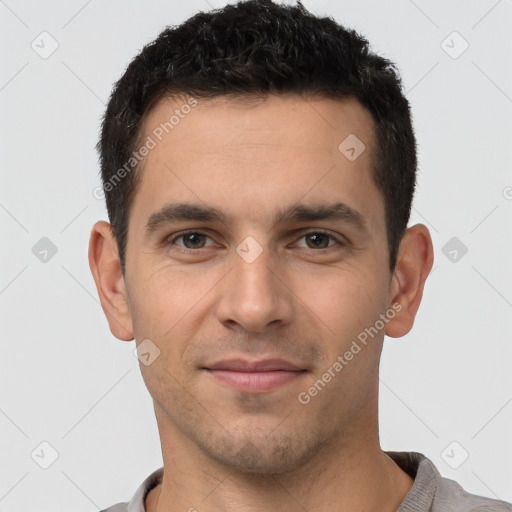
[425,456,512,511]
[98,503,129,512]
[388,451,512,511]
[97,466,164,512]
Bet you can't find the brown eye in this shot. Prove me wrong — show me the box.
[305,232,331,249]
[180,233,207,249]
[168,231,216,251]
[295,231,340,249]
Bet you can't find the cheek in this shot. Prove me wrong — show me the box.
[129,265,200,338]
[298,263,388,349]
[129,269,213,393]
[308,263,384,312]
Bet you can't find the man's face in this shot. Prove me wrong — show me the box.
[123,94,393,472]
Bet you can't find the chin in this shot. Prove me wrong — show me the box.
[198,428,328,475]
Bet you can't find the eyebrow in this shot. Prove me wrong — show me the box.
[144,201,367,237]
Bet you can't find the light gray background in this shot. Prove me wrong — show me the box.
[1,0,511,510]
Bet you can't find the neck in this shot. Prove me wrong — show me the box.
[146,416,413,512]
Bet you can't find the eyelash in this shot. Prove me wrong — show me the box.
[165,229,345,254]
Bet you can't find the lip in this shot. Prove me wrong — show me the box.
[205,358,303,372]
[203,358,307,393]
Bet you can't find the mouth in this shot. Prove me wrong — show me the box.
[202,358,308,393]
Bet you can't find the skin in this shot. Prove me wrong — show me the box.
[89,93,433,512]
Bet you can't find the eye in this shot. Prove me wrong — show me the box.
[168,231,216,251]
[294,231,343,249]
[164,229,345,254]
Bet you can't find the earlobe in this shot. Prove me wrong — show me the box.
[385,224,434,339]
[88,221,134,341]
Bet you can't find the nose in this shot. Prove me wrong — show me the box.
[215,244,294,333]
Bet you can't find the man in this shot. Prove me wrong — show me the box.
[88,1,512,510]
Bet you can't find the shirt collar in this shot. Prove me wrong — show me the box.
[124,452,435,512]
[387,451,437,511]
[126,466,163,512]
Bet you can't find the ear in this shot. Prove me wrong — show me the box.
[385,224,434,338]
[88,220,134,341]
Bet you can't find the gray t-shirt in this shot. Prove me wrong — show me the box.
[99,451,512,511]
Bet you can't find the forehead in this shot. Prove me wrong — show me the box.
[129,93,384,234]
[141,92,376,152]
